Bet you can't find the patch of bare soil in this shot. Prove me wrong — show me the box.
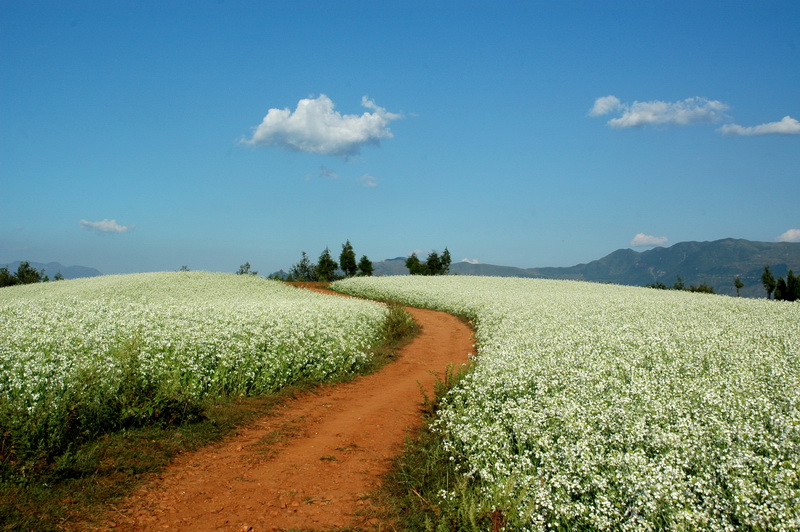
[102,289,473,531]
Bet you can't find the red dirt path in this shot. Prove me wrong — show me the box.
[104,287,473,531]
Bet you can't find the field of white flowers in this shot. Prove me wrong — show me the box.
[0,272,387,469]
[333,276,800,530]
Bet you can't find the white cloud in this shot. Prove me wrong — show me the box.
[80,219,133,233]
[461,258,479,264]
[718,116,800,136]
[590,96,728,128]
[358,174,377,188]
[776,228,800,243]
[242,94,401,157]
[630,233,668,247]
[589,95,622,116]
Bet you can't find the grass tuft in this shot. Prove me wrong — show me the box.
[372,361,512,531]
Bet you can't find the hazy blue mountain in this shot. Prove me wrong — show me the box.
[2,261,102,280]
[372,239,800,298]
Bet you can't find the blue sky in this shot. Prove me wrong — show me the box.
[2,1,798,275]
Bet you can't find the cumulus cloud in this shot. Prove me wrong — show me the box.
[630,233,668,247]
[80,219,133,233]
[590,95,728,128]
[718,116,800,136]
[358,174,377,188]
[242,94,401,157]
[461,258,479,264]
[776,228,800,243]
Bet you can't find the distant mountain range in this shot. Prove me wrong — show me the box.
[373,239,800,298]
[1,261,102,280]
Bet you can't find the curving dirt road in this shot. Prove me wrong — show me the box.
[106,290,474,531]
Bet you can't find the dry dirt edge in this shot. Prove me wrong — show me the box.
[103,285,474,531]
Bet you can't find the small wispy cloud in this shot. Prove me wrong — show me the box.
[80,219,133,233]
[358,174,378,188]
[461,257,479,264]
[718,116,800,136]
[590,95,728,128]
[242,94,401,157]
[776,228,800,243]
[630,233,668,247]
[318,166,338,179]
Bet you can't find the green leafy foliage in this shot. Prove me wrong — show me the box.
[0,262,48,288]
[236,262,258,276]
[406,248,452,275]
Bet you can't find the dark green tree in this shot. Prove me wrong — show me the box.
[289,252,317,282]
[762,265,777,299]
[406,249,451,275]
[774,277,788,301]
[425,251,441,275]
[673,276,685,291]
[54,272,64,281]
[315,247,339,282]
[357,255,373,276]
[786,270,799,302]
[15,261,45,284]
[689,283,715,294]
[0,267,18,287]
[405,253,423,275]
[441,247,452,275]
[733,277,744,297]
[339,240,358,277]
[236,262,258,276]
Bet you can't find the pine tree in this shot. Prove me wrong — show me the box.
[762,265,776,299]
[441,247,452,274]
[289,252,316,282]
[406,248,451,275]
[406,253,423,275]
[787,270,799,302]
[236,262,257,276]
[357,255,373,276]
[315,247,339,282]
[774,277,788,301]
[340,240,357,277]
[426,251,441,275]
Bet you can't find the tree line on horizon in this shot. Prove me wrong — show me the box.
[267,240,374,282]
[645,265,798,302]
[646,276,715,294]
[0,261,63,287]
[761,265,799,301]
[405,248,452,275]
